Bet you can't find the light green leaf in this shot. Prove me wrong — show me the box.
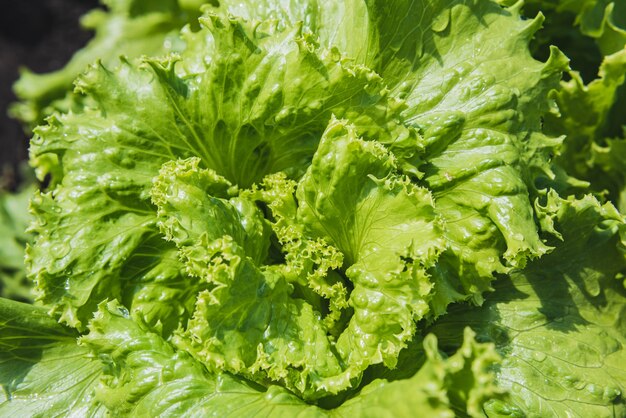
[81,299,328,417]
[241,173,349,333]
[152,157,270,265]
[208,0,373,65]
[354,0,567,310]
[296,118,443,368]
[82,301,501,417]
[152,157,351,399]
[27,177,189,332]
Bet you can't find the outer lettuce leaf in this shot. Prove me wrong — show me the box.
[81,300,500,417]
[430,193,626,417]
[27,167,190,334]
[28,12,397,331]
[81,300,327,417]
[208,0,373,65]
[519,0,626,56]
[544,48,626,209]
[591,136,626,212]
[0,298,105,417]
[11,0,214,129]
[208,0,323,28]
[337,329,502,418]
[0,292,537,417]
[366,1,566,311]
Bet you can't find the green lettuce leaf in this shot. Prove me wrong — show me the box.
[430,193,626,417]
[0,292,501,417]
[385,2,565,311]
[337,328,503,418]
[0,183,35,302]
[81,300,328,417]
[591,136,626,212]
[544,48,626,209]
[524,0,626,56]
[11,0,214,129]
[295,119,442,368]
[360,0,566,310]
[80,300,500,417]
[0,298,105,417]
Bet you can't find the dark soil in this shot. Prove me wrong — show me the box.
[0,0,98,189]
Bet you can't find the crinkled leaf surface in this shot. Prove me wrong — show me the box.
[82,300,328,417]
[0,289,500,417]
[80,301,500,417]
[28,11,397,331]
[362,1,566,311]
[308,0,566,309]
[430,193,626,417]
[151,157,348,399]
[154,122,441,398]
[385,2,564,311]
[295,119,442,368]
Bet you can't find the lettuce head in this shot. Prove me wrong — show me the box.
[1,0,626,417]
